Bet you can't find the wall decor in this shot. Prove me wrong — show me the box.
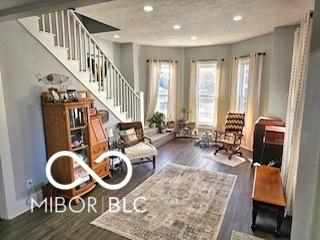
[37,73,70,86]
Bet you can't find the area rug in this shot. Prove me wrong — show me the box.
[230,231,265,240]
[202,153,246,167]
[91,163,237,240]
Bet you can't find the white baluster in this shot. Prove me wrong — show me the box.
[88,39,91,81]
[134,95,136,121]
[139,92,144,124]
[55,12,60,46]
[48,13,53,33]
[67,11,72,59]
[83,32,87,72]
[41,14,45,31]
[113,69,116,104]
[61,11,66,47]
[120,78,123,112]
[73,17,77,60]
[79,26,82,71]
[98,49,101,90]
[93,43,96,82]
[102,55,105,91]
[105,60,109,98]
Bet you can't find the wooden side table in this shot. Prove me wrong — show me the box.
[252,166,286,236]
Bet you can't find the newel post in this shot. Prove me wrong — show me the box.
[138,91,144,126]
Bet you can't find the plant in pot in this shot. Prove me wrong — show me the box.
[181,107,191,121]
[150,111,166,133]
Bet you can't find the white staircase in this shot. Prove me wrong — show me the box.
[18,10,143,123]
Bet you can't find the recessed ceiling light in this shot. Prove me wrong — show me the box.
[173,25,181,30]
[144,5,153,12]
[190,36,197,40]
[113,34,120,38]
[233,15,242,21]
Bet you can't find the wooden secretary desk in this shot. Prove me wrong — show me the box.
[41,92,110,200]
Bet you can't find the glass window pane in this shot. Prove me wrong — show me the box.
[236,59,249,114]
[196,62,217,125]
[155,63,170,118]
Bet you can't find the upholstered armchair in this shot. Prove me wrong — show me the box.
[117,122,157,169]
[214,112,245,159]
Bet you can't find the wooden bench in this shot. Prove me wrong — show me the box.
[251,166,286,235]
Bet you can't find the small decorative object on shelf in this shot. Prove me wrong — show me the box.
[90,107,98,116]
[98,110,109,123]
[166,121,175,133]
[48,87,61,102]
[195,130,215,148]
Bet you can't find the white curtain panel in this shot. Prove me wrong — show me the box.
[188,61,197,122]
[229,57,240,111]
[146,60,161,120]
[215,60,227,131]
[244,53,264,150]
[168,61,178,121]
[281,12,313,216]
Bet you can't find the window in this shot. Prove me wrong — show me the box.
[196,61,218,125]
[155,62,170,117]
[236,58,250,113]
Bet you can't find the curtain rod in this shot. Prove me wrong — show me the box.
[146,59,178,63]
[235,52,266,59]
[192,58,224,62]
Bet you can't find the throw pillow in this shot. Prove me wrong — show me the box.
[119,128,138,147]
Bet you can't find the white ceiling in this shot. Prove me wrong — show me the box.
[77,0,314,47]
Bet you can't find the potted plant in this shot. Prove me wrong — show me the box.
[150,112,166,133]
[181,107,191,121]
[159,122,166,133]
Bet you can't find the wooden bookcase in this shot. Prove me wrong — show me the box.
[41,93,96,200]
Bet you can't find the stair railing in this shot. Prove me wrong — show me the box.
[39,9,143,122]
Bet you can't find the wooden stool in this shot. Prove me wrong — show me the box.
[251,166,286,236]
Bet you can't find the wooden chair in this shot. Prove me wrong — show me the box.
[117,122,157,169]
[214,112,245,159]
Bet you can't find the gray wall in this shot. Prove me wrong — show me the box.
[268,25,297,120]
[0,20,119,212]
[120,43,135,88]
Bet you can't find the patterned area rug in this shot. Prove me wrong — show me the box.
[203,153,246,167]
[231,231,265,240]
[91,163,237,240]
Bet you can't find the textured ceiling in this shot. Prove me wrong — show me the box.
[77,0,314,47]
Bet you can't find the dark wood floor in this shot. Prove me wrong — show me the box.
[0,138,291,240]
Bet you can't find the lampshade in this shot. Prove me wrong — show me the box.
[106,128,113,138]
